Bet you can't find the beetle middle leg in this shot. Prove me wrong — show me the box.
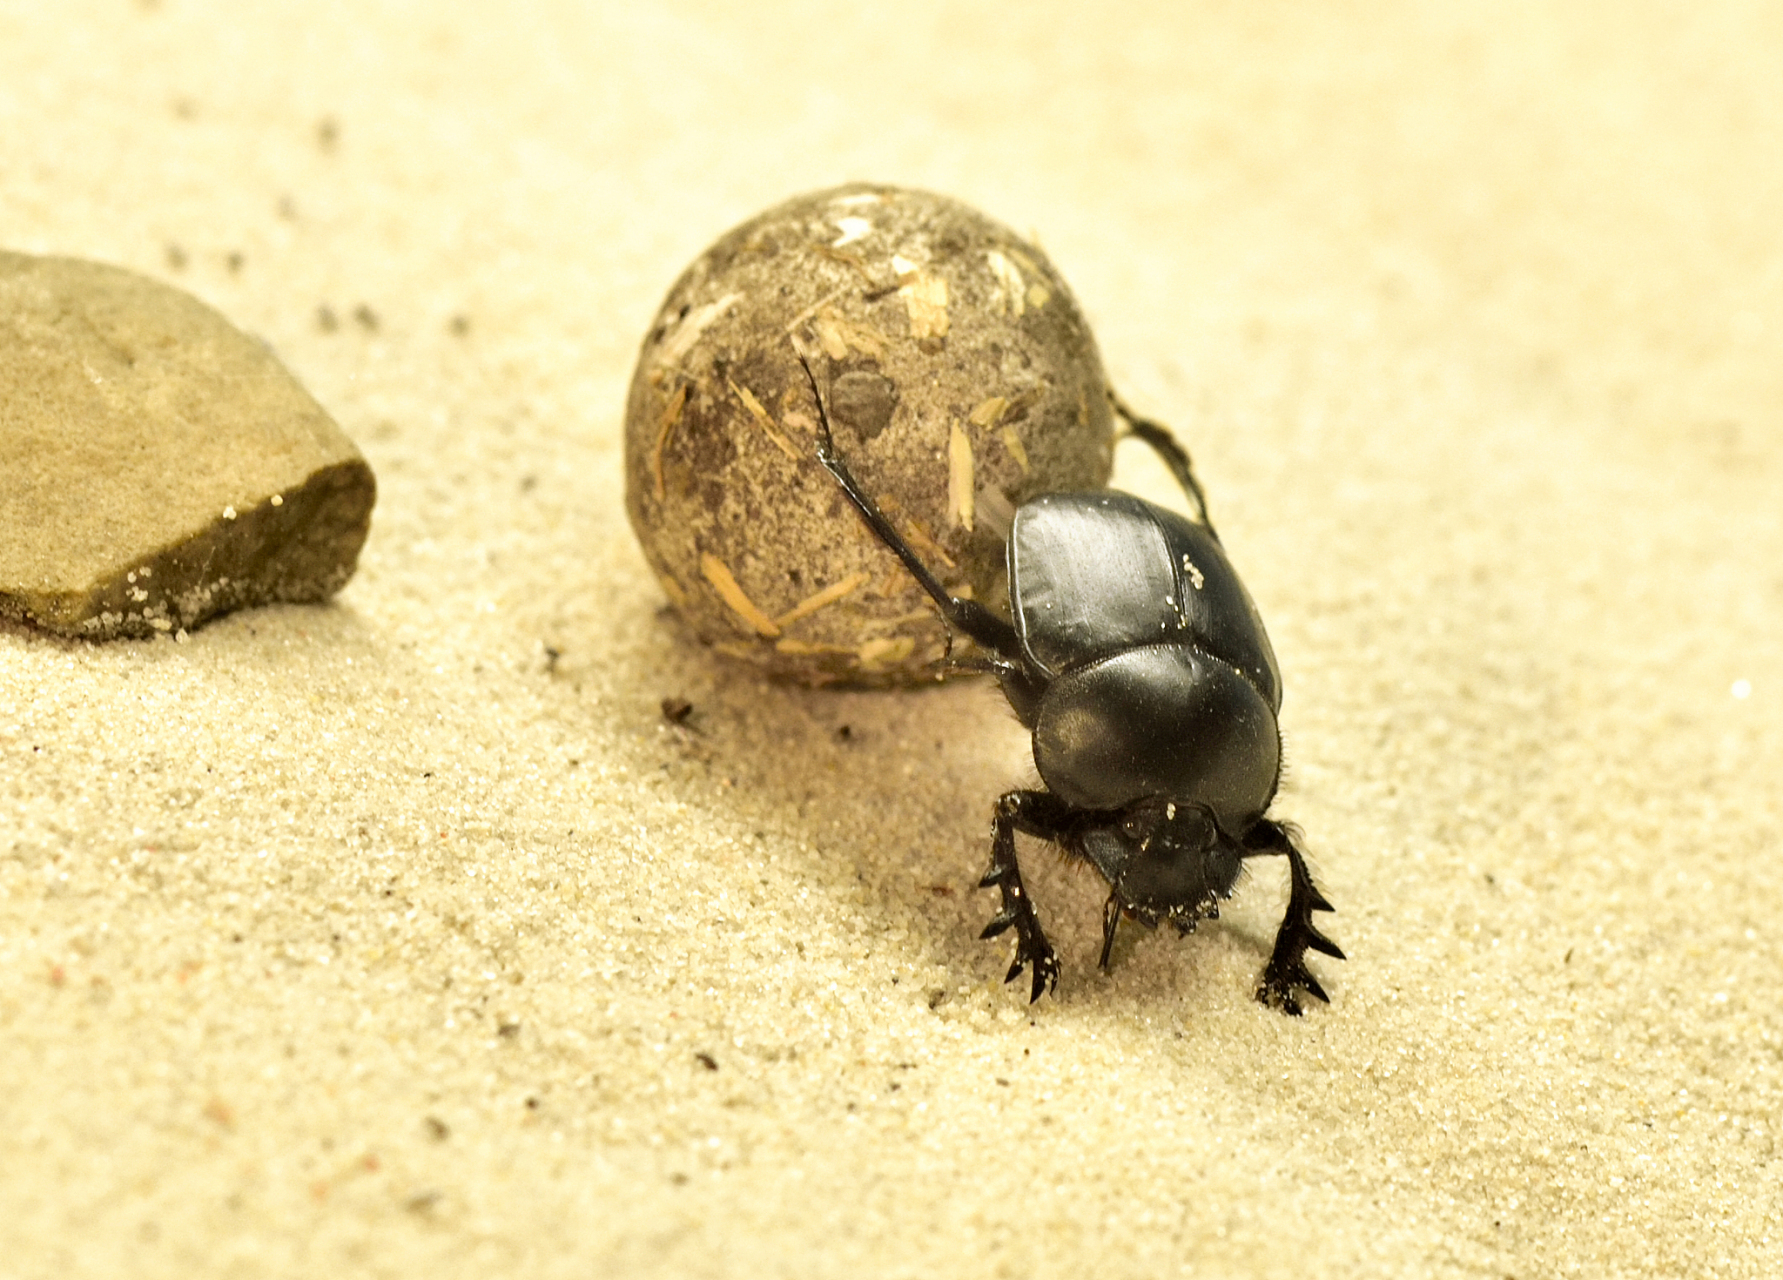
[1109,393,1217,537]
[1242,818,1344,1015]
[979,789,1077,1002]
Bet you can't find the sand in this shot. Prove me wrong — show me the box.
[2,3,1778,1277]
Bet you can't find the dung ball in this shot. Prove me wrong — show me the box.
[623,182,1115,685]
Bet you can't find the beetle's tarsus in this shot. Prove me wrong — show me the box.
[1004,947,1060,1003]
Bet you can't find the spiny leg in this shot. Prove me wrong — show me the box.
[980,789,1077,1002]
[1109,393,1217,538]
[1243,818,1344,1015]
[799,353,1026,664]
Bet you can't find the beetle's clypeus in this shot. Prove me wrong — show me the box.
[799,354,1342,1014]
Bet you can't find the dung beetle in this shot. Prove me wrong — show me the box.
[799,355,1342,1013]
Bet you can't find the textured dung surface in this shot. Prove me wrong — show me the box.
[4,5,1783,1280]
[624,184,1113,685]
[0,252,374,638]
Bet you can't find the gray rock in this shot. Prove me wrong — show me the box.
[0,252,375,638]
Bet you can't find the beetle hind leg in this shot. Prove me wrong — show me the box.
[797,353,1027,667]
[1243,820,1344,1015]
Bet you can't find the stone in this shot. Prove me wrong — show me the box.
[0,252,375,639]
[624,184,1114,686]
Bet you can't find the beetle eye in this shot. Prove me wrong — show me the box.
[1120,814,1147,840]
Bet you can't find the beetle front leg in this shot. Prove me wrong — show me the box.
[978,789,1075,1002]
[1243,819,1344,1015]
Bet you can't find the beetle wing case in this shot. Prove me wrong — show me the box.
[1009,494,1281,710]
[1032,646,1281,827]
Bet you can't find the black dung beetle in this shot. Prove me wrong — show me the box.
[799,355,1343,1013]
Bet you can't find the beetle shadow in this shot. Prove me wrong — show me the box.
[620,629,1053,986]
[636,636,1285,1004]
[536,584,1297,1006]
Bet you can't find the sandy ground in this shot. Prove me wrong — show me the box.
[3,3,1780,1277]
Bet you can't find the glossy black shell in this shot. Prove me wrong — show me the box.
[1008,493,1283,826]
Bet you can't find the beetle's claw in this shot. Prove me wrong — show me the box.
[1256,911,1340,1014]
[1256,959,1329,1016]
[1258,985,1304,1017]
[986,904,1060,1002]
[1003,944,1060,1003]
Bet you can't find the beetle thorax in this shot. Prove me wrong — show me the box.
[1030,643,1281,831]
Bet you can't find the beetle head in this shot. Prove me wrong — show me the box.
[1080,797,1244,928]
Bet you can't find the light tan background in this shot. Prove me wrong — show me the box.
[3,2,1779,1276]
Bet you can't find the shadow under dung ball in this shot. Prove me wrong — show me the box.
[624,183,1115,686]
